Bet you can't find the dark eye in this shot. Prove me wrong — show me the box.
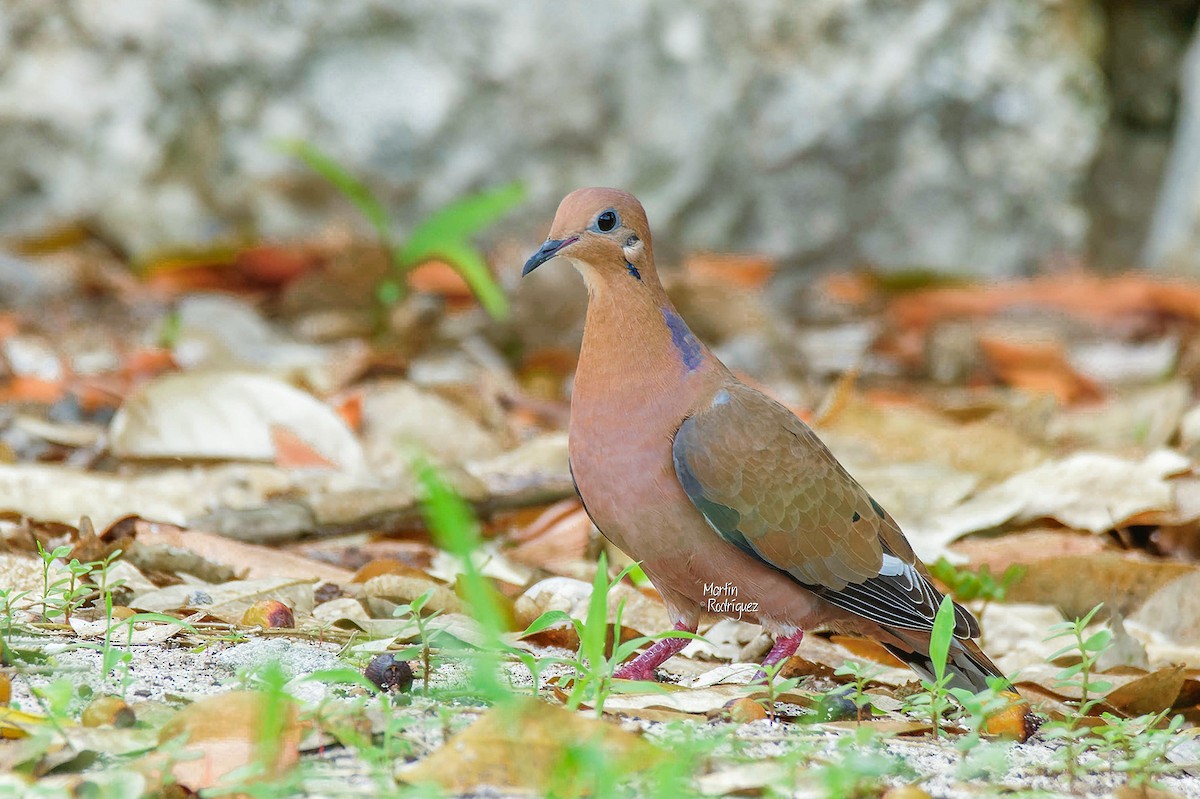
[596,210,619,232]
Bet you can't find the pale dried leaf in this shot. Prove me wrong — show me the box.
[513,576,670,640]
[158,690,301,791]
[110,371,365,472]
[400,698,660,792]
[69,611,204,644]
[135,527,353,583]
[131,577,314,624]
[915,450,1191,555]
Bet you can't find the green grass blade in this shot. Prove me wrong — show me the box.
[581,551,610,675]
[399,182,525,263]
[407,239,509,319]
[929,595,956,684]
[276,139,393,244]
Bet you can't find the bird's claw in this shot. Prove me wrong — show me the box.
[613,664,658,682]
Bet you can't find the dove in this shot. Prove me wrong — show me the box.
[522,188,1004,690]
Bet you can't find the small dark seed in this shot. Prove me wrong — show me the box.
[364,653,414,693]
[314,582,344,604]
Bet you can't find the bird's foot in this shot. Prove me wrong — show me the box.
[754,629,805,681]
[612,621,694,681]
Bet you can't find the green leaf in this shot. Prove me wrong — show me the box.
[581,551,610,674]
[409,238,509,319]
[1078,603,1104,628]
[929,595,956,684]
[521,610,576,637]
[413,456,509,702]
[276,139,392,244]
[399,182,525,264]
[1083,630,1112,653]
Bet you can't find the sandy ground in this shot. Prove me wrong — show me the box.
[7,635,1199,798]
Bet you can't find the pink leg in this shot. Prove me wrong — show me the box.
[762,629,805,668]
[613,621,695,681]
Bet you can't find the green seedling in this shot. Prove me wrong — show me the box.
[414,456,512,703]
[522,553,700,716]
[929,557,1024,636]
[833,660,884,723]
[753,658,802,723]
[280,139,522,321]
[1046,603,1112,721]
[901,595,957,738]
[390,587,441,693]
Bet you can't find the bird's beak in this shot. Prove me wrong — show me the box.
[522,236,578,276]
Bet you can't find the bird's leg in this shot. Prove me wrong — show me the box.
[762,629,805,668]
[612,620,695,681]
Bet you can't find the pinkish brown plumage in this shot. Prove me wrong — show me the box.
[522,188,1005,689]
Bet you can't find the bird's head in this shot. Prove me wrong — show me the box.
[522,188,655,288]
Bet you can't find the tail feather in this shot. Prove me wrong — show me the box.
[884,636,1008,693]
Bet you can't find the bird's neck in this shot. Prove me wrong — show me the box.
[573,279,721,416]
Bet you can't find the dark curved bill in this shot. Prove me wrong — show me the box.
[522,236,578,276]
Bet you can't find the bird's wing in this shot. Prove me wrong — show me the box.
[672,383,978,637]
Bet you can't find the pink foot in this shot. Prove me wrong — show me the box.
[613,621,695,681]
[754,629,805,681]
[763,629,805,668]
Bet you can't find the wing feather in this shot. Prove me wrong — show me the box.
[673,383,978,638]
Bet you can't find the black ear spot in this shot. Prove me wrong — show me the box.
[625,234,639,247]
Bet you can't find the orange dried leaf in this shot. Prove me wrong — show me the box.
[269,424,339,469]
[684,253,776,290]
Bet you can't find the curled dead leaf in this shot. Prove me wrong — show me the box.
[157,691,300,791]
[400,698,660,792]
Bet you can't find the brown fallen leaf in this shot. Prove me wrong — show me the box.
[978,333,1102,405]
[820,719,933,736]
[818,394,1045,486]
[513,576,670,648]
[358,573,463,617]
[1105,666,1187,717]
[131,577,314,624]
[110,371,365,472]
[1007,555,1194,620]
[830,636,908,669]
[157,691,300,791]
[1128,571,1200,667]
[506,498,591,572]
[400,698,661,793]
[134,527,354,584]
[916,450,1191,556]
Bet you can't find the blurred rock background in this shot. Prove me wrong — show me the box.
[2,0,1200,276]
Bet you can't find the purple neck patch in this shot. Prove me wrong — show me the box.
[662,308,703,371]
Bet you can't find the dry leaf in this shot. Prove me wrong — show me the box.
[358,573,463,616]
[135,527,354,584]
[1128,571,1200,667]
[506,498,591,572]
[819,395,1045,485]
[131,577,314,624]
[1105,666,1187,716]
[978,333,1102,404]
[400,698,660,792]
[110,371,365,472]
[69,611,204,645]
[157,691,300,791]
[513,576,670,646]
[916,450,1191,554]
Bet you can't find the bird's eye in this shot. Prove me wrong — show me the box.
[596,210,619,232]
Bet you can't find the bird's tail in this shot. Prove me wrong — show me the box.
[883,635,1008,694]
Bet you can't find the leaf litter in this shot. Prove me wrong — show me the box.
[1,242,1200,796]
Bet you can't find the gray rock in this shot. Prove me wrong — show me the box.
[0,0,1106,275]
